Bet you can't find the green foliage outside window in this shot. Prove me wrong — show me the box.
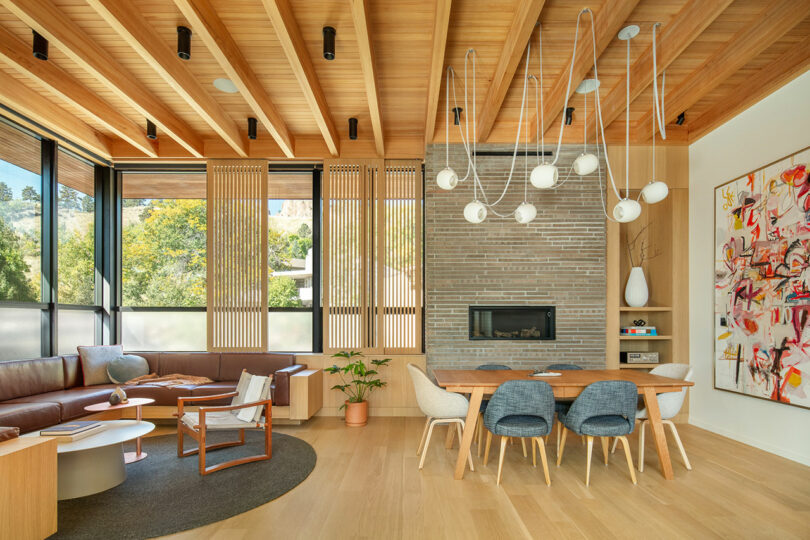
[0,216,37,302]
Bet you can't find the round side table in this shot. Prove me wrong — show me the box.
[84,397,155,463]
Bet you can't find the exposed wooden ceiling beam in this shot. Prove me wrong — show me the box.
[86,0,248,157]
[0,70,111,158]
[587,0,732,137]
[688,36,810,141]
[474,0,545,142]
[635,0,810,141]
[0,27,157,158]
[260,0,338,157]
[349,0,384,156]
[1,0,205,158]
[424,0,452,144]
[173,0,296,159]
[532,0,640,140]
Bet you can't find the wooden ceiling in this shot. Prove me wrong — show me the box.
[0,0,807,164]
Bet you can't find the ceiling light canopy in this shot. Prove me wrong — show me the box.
[213,78,238,94]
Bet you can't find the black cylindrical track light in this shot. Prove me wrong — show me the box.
[323,26,336,60]
[675,112,685,126]
[248,117,257,140]
[348,117,358,140]
[146,120,157,140]
[177,26,192,60]
[32,30,48,61]
[452,107,463,126]
[565,107,575,126]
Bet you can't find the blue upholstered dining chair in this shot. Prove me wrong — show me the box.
[557,381,638,486]
[481,380,555,486]
[546,363,583,455]
[474,364,513,458]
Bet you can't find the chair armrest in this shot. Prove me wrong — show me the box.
[0,426,20,442]
[273,364,307,406]
[176,392,239,416]
[199,398,273,415]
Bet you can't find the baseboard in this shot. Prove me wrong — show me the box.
[688,417,810,467]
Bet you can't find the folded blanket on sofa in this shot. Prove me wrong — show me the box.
[125,373,214,387]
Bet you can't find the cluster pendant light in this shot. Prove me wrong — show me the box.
[438,9,670,225]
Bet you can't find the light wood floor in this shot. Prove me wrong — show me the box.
[158,417,810,539]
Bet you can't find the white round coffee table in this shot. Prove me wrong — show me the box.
[24,420,155,500]
[85,397,155,463]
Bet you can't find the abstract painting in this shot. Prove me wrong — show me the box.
[715,146,810,409]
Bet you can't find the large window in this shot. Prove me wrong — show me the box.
[120,171,207,350]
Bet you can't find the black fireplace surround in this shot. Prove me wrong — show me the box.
[468,306,556,341]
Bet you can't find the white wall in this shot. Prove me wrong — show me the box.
[689,71,810,466]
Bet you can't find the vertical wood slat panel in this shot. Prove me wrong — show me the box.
[207,160,268,352]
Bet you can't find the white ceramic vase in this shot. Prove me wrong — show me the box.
[624,266,649,307]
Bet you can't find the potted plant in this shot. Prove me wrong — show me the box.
[324,351,391,427]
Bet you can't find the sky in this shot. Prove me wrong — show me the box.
[0,160,39,198]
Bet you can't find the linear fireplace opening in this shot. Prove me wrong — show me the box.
[469,306,555,341]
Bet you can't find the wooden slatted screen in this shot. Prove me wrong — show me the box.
[323,159,422,354]
[207,160,268,351]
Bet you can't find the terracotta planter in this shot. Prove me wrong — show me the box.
[344,400,368,427]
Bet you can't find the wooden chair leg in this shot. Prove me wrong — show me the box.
[198,427,207,475]
[601,437,609,465]
[638,420,647,472]
[611,436,618,454]
[417,416,431,456]
[177,426,184,457]
[618,435,637,485]
[556,423,561,456]
[536,437,551,486]
[585,435,594,486]
[521,437,528,458]
[497,436,508,486]
[556,426,568,467]
[483,430,493,466]
[457,422,474,472]
[532,437,536,467]
[419,420,438,470]
[664,420,692,471]
[476,413,482,457]
[445,422,456,449]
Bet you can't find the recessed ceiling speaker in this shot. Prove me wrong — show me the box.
[348,117,358,140]
[323,26,336,60]
[565,107,575,126]
[248,117,257,140]
[146,120,157,140]
[177,26,192,60]
[32,30,48,61]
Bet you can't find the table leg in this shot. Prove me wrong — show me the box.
[124,405,148,464]
[454,387,484,480]
[642,387,673,480]
[445,421,456,449]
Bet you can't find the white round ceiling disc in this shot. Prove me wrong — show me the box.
[213,78,239,93]
[575,78,601,94]
[618,25,640,41]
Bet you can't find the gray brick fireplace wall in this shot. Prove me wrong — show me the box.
[425,143,607,371]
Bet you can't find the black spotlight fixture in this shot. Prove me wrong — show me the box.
[452,107,463,126]
[32,30,48,61]
[177,26,192,60]
[323,26,336,60]
[146,120,157,140]
[348,117,358,140]
[248,117,257,140]
[565,107,575,126]
[675,112,685,126]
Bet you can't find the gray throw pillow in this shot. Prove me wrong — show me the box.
[77,345,124,386]
[107,355,149,384]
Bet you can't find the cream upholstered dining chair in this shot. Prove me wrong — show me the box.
[611,363,694,472]
[177,370,273,475]
[407,364,474,471]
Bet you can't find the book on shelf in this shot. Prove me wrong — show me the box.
[40,421,101,437]
[620,326,658,336]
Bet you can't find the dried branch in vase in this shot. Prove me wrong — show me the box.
[626,224,661,267]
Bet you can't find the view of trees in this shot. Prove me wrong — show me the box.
[0,179,41,303]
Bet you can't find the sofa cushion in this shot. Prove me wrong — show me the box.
[8,386,117,421]
[62,354,81,388]
[78,345,124,386]
[219,352,294,381]
[158,352,220,381]
[0,426,20,442]
[122,384,195,406]
[0,402,62,434]
[107,355,149,384]
[128,352,160,374]
[0,357,65,402]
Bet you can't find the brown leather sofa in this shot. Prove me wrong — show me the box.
[0,351,310,434]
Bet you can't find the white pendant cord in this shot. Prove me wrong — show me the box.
[651,22,667,142]
[624,34,630,198]
[537,24,545,163]
[444,63,450,168]
[445,66,474,183]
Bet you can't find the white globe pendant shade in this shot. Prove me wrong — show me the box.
[530,163,558,189]
[463,200,487,223]
[640,180,669,204]
[613,199,642,223]
[572,153,599,176]
[515,202,537,224]
[436,167,458,190]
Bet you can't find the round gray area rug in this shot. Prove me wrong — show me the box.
[54,431,316,539]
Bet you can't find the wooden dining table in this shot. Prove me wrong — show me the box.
[433,369,694,480]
